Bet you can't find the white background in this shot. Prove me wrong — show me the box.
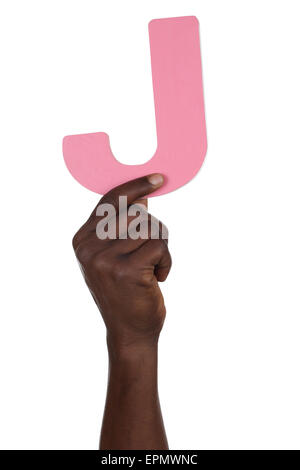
[0,0,300,450]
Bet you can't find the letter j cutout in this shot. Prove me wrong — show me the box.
[63,16,207,197]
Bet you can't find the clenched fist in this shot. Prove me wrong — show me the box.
[72,174,172,355]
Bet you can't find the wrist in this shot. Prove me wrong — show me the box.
[107,338,158,388]
[106,328,159,358]
[107,335,158,363]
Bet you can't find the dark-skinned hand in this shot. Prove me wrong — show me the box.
[72,174,172,355]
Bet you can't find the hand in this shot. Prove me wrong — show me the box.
[73,174,171,449]
[72,174,172,355]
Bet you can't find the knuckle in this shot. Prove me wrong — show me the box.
[72,222,91,250]
[74,241,91,264]
[92,253,112,274]
[156,239,169,254]
[102,255,138,284]
[91,252,127,282]
[72,230,81,250]
[111,260,133,283]
[100,193,118,211]
[138,270,154,287]
[155,240,172,267]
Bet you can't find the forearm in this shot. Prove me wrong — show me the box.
[100,343,168,450]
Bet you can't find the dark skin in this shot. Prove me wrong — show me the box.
[72,174,172,450]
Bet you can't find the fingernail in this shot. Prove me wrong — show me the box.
[147,173,164,186]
